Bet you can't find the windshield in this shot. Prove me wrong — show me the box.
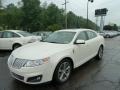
[43,31,76,44]
[18,31,33,37]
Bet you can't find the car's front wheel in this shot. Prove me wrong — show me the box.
[53,59,72,84]
[106,34,110,38]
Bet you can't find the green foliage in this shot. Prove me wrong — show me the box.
[21,0,41,32]
[0,26,3,31]
[47,24,62,31]
[113,24,118,31]
[0,0,97,32]
[0,4,23,30]
[6,4,23,29]
[104,24,118,31]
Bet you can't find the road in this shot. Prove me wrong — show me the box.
[1,37,120,90]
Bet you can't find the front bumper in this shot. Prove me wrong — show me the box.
[9,63,53,84]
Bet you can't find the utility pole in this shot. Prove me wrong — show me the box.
[100,16,105,32]
[96,16,99,31]
[87,0,89,28]
[87,0,93,28]
[62,0,69,29]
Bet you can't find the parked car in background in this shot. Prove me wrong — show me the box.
[98,30,119,38]
[98,32,106,37]
[8,29,104,84]
[33,31,52,40]
[104,31,118,38]
[0,30,41,50]
[117,30,120,35]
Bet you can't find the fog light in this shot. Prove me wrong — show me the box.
[27,75,42,83]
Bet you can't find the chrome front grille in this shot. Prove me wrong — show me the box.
[12,58,27,69]
[8,55,27,69]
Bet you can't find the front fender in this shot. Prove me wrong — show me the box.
[49,48,75,77]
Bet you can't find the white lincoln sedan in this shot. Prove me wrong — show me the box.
[0,30,41,50]
[8,29,104,84]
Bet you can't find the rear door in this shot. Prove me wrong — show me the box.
[86,31,98,58]
[0,31,20,50]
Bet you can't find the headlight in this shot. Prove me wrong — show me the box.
[24,57,49,67]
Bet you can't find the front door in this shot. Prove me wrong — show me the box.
[74,31,90,67]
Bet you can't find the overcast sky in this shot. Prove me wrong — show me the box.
[2,0,120,26]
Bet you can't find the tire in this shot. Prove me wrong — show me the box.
[53,59,72,84]
[13,44,21,50]
[106,35,110,38]
[96,46,103,60]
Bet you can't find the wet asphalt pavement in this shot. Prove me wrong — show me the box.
[1,36,120,90]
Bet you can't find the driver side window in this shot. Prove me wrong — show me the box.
[76,31,88,41]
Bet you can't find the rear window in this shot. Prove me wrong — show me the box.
[17,31,33,37]
[12,33,20,38]
[87,31,97,40]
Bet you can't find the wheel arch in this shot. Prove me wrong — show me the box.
[52,57,74,80]
[12,43,22,50]
[100,44,104,49]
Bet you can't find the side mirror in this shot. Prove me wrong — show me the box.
[75,40,85,44]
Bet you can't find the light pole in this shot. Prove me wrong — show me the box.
[62,0,69,29]
[87,0,93,28]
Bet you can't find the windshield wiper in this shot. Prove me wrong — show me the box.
[41,41,65,44]
[49,41,58,43]
[41,40,57,43]
[49,42,66,44]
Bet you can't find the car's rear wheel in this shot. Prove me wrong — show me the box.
[106,35,110,38]
[96,46,103,60]
[13,44,21,50]
[53,59,72,84]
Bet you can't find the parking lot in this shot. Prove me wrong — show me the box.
[1,36,120,90]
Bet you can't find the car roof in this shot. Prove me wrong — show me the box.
[1,30,23,33]
[59,28,95,33]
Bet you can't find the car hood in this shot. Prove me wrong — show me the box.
[12,42,73,60]
[27,36,41,40]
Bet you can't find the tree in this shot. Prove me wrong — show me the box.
[67,11,77,28]
[0,1,98,32]
[67,11,96,30]
[113,24,118,31]
[45,3,64,29]
[4,4,23,29]
[104,25,112,30]
[104,24,118,31]
[0,4,23,30]
[47,24,62,31]
[21,0,41,32]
